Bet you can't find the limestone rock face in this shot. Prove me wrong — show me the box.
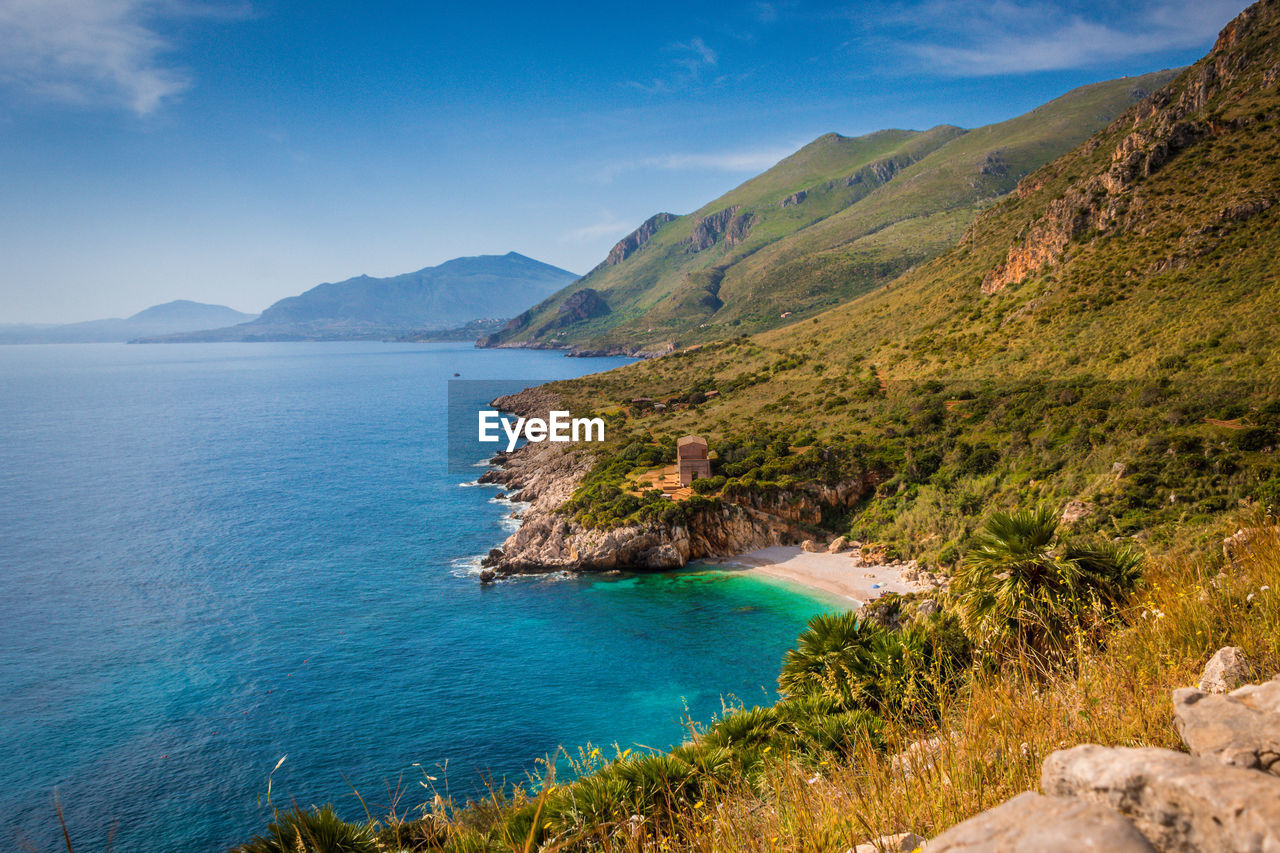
[928,792,1156,852]
[1040,744,1280,853]
[1199,646,1254,693]
[1173,677,1280,776]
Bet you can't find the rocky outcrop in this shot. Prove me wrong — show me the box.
[603,213,677,266]
[928,792,1157,852]
[685,206,757,251]
[550,288,610,328]
[781,190,808,207]
[980,0,1279,295]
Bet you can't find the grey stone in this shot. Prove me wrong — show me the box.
[1041,744,1280,853]
[853,831,928,852]
[928,792,1155,852]
[1060,500,1093,524]
[1173,678,1280,776]
[1199,646,1254,693]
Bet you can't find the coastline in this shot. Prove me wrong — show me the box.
[704,545,928,607]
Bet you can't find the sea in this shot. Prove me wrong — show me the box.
[0,342,841,852]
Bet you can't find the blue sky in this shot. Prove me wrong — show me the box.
[0,0,1248,322]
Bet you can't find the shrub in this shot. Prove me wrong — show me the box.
[232,806,377,853]
[953,506,1144,660]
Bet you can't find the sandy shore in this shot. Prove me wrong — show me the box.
[711,545,920,606]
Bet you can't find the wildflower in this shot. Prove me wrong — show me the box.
[1262,585,1271,592]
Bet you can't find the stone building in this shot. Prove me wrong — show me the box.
[677,435,712,486]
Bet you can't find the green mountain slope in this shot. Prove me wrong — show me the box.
[535,0,1280,564]
[484,71,1175,354]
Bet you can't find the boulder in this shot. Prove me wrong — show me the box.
[1060,500,1093,524]
[853,831,928,852]
[915,598,941,619]
[801,539,823,553]
[1199,646,1253,693]
[1041,744,1280,853]
[1173,678,1280,775]
[828,536,849,553]
[479,569,496,584]
[928,792,1154,852]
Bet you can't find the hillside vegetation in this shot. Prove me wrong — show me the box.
[533,1,1280,566]
[483,71,1175,354]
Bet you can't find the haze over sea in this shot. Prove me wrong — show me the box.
[0,342,834,852]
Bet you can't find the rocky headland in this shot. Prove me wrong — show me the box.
[476,386,878,579]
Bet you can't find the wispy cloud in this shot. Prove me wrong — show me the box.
[882,0,1245,75]
[0,0,241,114]
[560,212,635,243]
[592,145,795,184]
[628,35,722,94]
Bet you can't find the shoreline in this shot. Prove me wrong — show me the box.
[699,545,926,607]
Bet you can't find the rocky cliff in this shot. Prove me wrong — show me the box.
[980,1,1280,295]
[475,388,873,576]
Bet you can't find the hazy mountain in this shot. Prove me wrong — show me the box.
[141,252,579,342]
[482,70,1177,355]
[0,301,257,344]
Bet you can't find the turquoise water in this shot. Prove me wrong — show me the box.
[0,342,838,852]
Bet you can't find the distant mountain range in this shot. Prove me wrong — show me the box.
[481,70,1177,355]
[139,252,579,342]
[0,301,257,344]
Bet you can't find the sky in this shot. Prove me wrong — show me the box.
[0,0,1249,322]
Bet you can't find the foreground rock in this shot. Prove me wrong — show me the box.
[1173,676,1280,776]
[1041,744,1280,853]
[928,792,1156,852]
[1199,646,1254,694]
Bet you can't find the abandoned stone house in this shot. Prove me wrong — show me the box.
[676,435,712,486]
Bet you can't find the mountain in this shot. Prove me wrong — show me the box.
[482,70,1177,355]
[507,0,1280,570]
[142,252,578,342]
[0,300,257,344]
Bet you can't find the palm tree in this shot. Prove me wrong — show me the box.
[778,611,883,705]
[953,506,1143,660]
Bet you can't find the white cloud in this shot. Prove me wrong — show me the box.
[628,35,720,94]
[593,145,795,184]
[887,0,1246,75]
[561,213,634,243]
[0,0,234,114]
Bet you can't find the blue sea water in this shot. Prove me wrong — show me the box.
[0,342,840,852]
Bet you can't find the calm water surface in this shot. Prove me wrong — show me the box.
[0,342,838,852]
